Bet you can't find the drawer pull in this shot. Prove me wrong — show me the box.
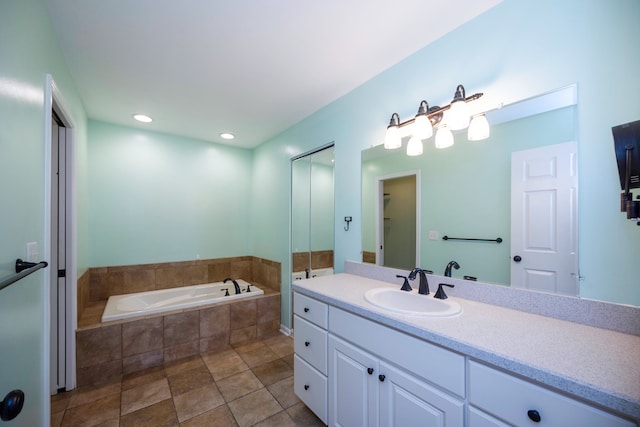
[304,341,310,347]
[304,384,310,391]
[527,409,541,422]
[304,307,310,312]
[378,374,385,382]
[367,368,374,375]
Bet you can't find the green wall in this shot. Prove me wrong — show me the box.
[87,120,253,266]
[251,0,640,328]
[0,0,88,425]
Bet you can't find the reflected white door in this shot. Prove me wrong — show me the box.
[510,141,578,295]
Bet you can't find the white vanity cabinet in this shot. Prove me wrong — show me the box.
[328,307,465,427]
[468,361,636,427]
[293,293,329,424]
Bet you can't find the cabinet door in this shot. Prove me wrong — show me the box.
[379,361,464,427]
[329,335,379,427]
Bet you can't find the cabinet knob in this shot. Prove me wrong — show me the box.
[527,409,541,422]
[304,341,310,347]
[378,374,385,382]
[513,255,522,262]
[304,307,310,313]
[367,368,374,375]
[304,384,310,391]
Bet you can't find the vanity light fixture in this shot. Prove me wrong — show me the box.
[132,114,153,123]
[383,84,489,154]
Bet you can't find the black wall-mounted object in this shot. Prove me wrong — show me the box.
[612,119,640,191]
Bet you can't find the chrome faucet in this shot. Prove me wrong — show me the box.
[408,268,432,295]
[444,261,460,277]
[224,278,242,294]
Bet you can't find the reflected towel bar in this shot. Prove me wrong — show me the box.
[0,259,49,292]
[442,236,503,243]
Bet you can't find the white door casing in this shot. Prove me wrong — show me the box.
[510,141,578,295]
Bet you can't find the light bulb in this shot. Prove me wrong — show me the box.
[468,115,490,141]
[435,126,454,149]
[406,136,423,156]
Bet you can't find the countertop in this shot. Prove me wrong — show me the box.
[292,273,640,421]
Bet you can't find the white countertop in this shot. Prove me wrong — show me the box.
[292,273,640,421]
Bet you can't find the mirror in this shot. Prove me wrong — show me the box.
[362,90,579,291]
[292,145,335,281]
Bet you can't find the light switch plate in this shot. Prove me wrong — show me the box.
[26,241,38,262]
[428,230,439,240]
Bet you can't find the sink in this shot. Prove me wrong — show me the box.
[364,287,462,317]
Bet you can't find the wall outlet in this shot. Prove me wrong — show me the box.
[428,230,439,240]
[26,242,39,262]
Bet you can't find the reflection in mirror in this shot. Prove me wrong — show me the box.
[291,145,335,282]
[362,101,577,291]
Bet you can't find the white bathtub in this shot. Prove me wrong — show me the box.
[292,267,334,282]
[101,279,263,322]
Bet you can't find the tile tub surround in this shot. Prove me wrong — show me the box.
[77,292,281,387]
[293,272,640,422]
[53,335,325,427]
[78,256,281,323]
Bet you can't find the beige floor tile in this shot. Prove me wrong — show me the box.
[217,370,263,402]
[120,398,178,427]
[227,388,283,427]
[61,393,120,427]
[236,344,279,368]
[267,376,300,409]
[51,390,75,414]
[252,358,293,386]
[252,410,297,427]
[204,350,249,380]
[122,365,166,391]
[121,377,171,416]
[173,382,225,423]
[51,410,64,427]
[263,335,294,358]
[286,402,325,426]
[164,354,206,377]
[68,382,122,409]
[179,404,239,427]
[167,364,213,396]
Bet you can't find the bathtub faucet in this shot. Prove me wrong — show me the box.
[224,278,242,294]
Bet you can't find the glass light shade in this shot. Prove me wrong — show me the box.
[435,126,454,149]
[384,125,401,149]
[406,136,423,156]
[413,114,433,140]
[468,115,490,141]
[446,100,470,130]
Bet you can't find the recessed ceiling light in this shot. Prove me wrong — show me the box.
[220,133,235,140]
[133,114,153,123]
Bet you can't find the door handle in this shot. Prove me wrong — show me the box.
[0,389,25,421]
[513,255,522,262]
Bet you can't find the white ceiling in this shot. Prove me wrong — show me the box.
[45,0,502,148]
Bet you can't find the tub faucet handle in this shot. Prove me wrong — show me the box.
[246,284,252,292]
[221,288,230,296]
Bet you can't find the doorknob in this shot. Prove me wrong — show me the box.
[513,255,522,262]
[0,389,25,421]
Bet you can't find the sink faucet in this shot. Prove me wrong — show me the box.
[434,283,455,299]
[396,275,412,291]
[408,268,432,295]
[224,278,242,294]
[444,261,460,277]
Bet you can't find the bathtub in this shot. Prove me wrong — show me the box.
[101,279,263,322]
[292,267,334,282]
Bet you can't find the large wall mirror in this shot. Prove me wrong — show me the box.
[292,144,335,281]
[362,87,589,296]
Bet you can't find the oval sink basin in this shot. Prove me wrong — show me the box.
[364,288,462,317]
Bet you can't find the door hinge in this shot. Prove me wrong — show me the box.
[58,269,66,278]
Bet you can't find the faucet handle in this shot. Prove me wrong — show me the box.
[434,283,454,300]
[396,275,412,292]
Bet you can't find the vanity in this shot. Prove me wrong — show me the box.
[292,268,640,426]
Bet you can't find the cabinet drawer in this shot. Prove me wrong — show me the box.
[294,315,328,375]
[469,361,635,427]
[329,307,465,397]
[294,293,328,328]
[294,354,328,424]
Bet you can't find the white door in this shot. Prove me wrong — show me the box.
[328,335,378,427]
[378,361,464,427]
[510,141,578,295]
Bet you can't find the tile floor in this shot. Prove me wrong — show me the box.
[51,334,324,427]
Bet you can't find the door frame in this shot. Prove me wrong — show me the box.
[44,75,77,394]
[375,170,421,268]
